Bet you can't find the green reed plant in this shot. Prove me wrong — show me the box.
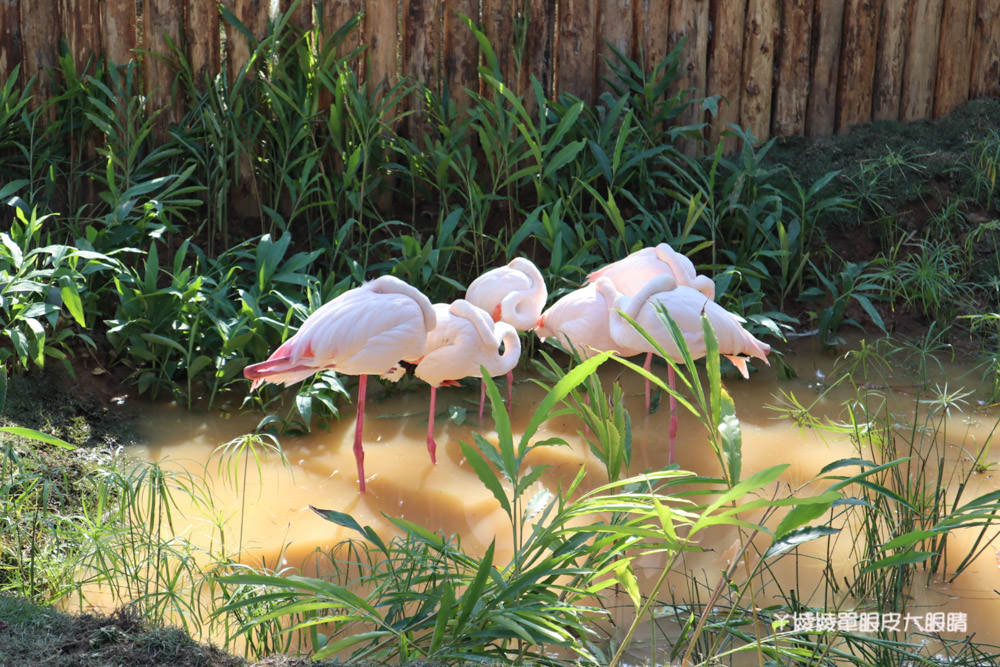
[966,128,1000,212]
[83,63,202,249]
[534,347,633,482]
[770,345,1000,607]
[0,426,78,603]
[801,258,888,347]
[881,236,977,323]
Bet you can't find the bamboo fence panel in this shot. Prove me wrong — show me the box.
[4,0,1000,147]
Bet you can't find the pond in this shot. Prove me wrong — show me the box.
[116,335,1000,660]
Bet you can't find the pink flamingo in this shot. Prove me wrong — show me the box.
[607,274,771,463]
[415,299,521,459]
[534,278,641,437]
[534,277,639,360]
[243,275,436,493]
[587,243,715,410]
[465,257,547,416]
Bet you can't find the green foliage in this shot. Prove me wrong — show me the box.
[967,128,1000,211]
[105,233,331,410]
[0,200,121,372]
[882,236,976,322]
[801,259,888,347]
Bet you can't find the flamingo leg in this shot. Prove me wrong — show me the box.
[668,365,678,464]
[354,374,368,493]
[479,380,486,420]
[506,370,514,417]
[643,352,653,413]
[427,385,438,464]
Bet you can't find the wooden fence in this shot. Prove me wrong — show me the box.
[1,0,998,147]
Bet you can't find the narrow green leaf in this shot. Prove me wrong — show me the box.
[459,440,512,518]
[0,426,76,449]
[861,551,934,573]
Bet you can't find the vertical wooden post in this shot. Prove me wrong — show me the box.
[773,0,811,137]
[970,0,1000,99]
[933,0,975,118]
[872,0,905,120]
[637,0,671,77]
[102,0,137,70]
[364,0,399,93]
[184,1,220,88]
[443,0,478,112]
[706,0,745,151]
[144,0,182,134]
[597,0,635,99]
[401,0,442,139]
[281,0,314,32]
[225,0,270,84]
[19,1,60,110]
[0,0,23,85]
[320,0,363,85]
[900,0,944,122]
[668,0,709,152]
[836,0,881,133]
[482,0,515,89]
[59,0,103,75]
[523,0,557,105]
[556,0,598,104]
[806,0,844,137]
[740,0,778,144]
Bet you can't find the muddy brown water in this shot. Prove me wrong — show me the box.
[122,337,1000,656]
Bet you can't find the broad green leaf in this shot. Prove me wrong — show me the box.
[59,284,86,327]
[773,491,840,539]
